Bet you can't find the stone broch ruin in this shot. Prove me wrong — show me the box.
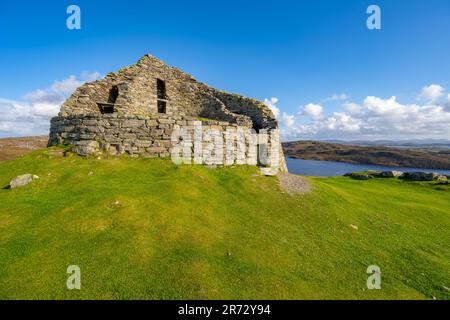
[48,54,287,172]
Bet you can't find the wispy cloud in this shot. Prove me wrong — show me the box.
[324,93,350,102]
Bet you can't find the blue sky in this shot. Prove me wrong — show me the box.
[1,0,450,140]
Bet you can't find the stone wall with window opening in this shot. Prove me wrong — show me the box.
[50,54,287,172]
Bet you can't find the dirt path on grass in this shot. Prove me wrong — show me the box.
[277,173,311,195]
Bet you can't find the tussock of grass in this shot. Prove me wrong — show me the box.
[0,148,449,300]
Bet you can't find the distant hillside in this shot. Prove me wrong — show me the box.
[0,136,48,161]
[283,140,450,170]
[324,139,450,149]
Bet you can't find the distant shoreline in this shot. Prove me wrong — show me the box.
[283,140,450,171]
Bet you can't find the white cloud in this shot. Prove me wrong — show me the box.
[0,72,101,137]
[49,75,82,95]
[343,102,363,115]
[81,71,102,82]
[22,72,101,105]
[264,97,280,119]
[301,103,324,121]
[325,93,349,101]
[417,84,444,102]
[0,98,59,136]
[280,86,450,141]
[323,112,361,133]
[281,113,295,128]
[363,96,409,117]
[23,89,61,104]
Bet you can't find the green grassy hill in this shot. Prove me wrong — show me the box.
[0,149,449,300]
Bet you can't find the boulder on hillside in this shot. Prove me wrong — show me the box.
[344,171,379,178]
[364,170,382,177]
[400,172,447,181]
[9,174,39,189]
[343,173,352,177]
[379,171,404,178]
[349,173,373,180]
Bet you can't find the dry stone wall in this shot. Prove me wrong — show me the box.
[48,114,286,171]
[60,55,253,127]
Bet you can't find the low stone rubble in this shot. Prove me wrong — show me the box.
[344,170,448,182]
[400,172,447,181]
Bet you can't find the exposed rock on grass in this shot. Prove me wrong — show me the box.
[9,174,39,189]
[400,172,447,181]
[346,173,374,180]
[379,171,403,178]
[344,170,448,182]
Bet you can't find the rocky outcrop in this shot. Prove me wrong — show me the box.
[379,171,404,178]
[346,173,374,180]
[344,170,448,182]
[400,172,447,181]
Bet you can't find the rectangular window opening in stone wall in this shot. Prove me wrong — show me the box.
[156,79,167,113]
[98,86,118,114]
[99,105,115,114]
[157,79,166,99]
[108,86,119,104]
[158,100,167,114]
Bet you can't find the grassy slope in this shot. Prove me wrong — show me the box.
[0,149,449,300]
